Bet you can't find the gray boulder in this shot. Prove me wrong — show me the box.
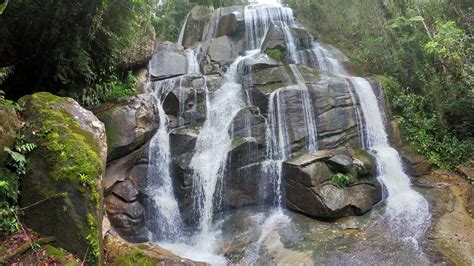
[150,50,188,80]
[283,149,382,219]
[94,93,159,161]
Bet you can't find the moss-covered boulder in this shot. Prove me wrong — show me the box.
[18,92,107,262]
[0,104,21,165]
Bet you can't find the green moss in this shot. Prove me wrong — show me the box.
[44,245,66,260]
[113,249,158,266]
[137,243,150,250]
[21,92,102,263]
[266,48,286,61]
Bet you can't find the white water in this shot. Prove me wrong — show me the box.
[177,12,191,45]
[244,4,294,50]
[313,43,430,241]
[264,89,291,206]
[146,80,183,241]
[186,48,200,74]
[289,64,318,151]
[190,55,248,232]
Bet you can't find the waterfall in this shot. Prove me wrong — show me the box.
[145,79,184,241]
[312,43,430,241]
[244,4,294,50]
[264,89,291,207]
[186,48,200,74]
[189,56,248,232]
[289,64,318,151]
[177,12,191,45]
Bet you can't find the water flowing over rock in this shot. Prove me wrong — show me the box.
[101,3,434,265]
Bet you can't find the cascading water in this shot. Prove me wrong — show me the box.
[145,79,184,241]
[312,42,430,242]
[190,56,247,232]
[142,2,435,265]
[289,64,318,151]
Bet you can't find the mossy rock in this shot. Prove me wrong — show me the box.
[0,104,21,165]
[18,92,107,263]
[104,235,208,266]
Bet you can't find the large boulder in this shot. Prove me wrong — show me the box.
[18,92,107,261]
[0,104,21,165]
[94,93,159,161]
[150,50,188,80]
[283,149,382,219]
[208,36,242,65]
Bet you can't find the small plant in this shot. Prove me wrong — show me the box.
[266,48,286,61]
[330,173,355,187]
[4,135,37,175]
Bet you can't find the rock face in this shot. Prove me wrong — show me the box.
[94,94,159,161]
[181,6,212,48]
[150,49,188,80]
[283,149,382,218]
[0,104,21,165]
[18,92,106,260]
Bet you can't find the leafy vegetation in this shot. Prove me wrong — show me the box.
[284,0,473,169]
[266,48,286,61]
[330,173,356,187]
[0,135,36,235]
[0,0,156,100]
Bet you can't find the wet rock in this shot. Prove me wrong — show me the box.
[94,93,158,161]
[216,9,245,38]
[224,163,270,208]
[261,23,286,52]
[241,54,283,73]
[104,143,149,242]
[310,77,360,149]
[112,179,139,202]
[18,92,106,259]
[0,104,21,165]
[283,149,382,219]
[105,234,208,265]
[230,107,266,145]
[399,146,431,177]
[170,125,200,157]
[208,36,241,65]
[150,50,188,80]
[327,154,353,173]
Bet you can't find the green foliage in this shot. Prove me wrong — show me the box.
[4,135,36,176]
[266,48,286,61]
[44,245,67,260]
[64,71,138,107]
[0,0,8,14]
[381,76,473,169]
[0,135,36,235]
[330,173,355,187]
[0,0,156,97]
